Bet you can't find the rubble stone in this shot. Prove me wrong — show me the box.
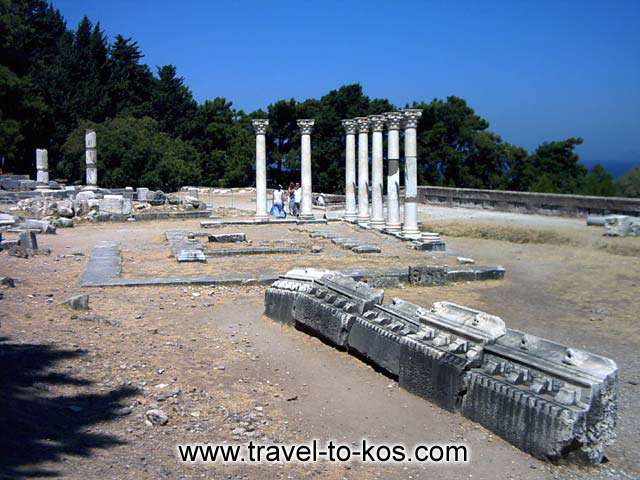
[64,294,90,310]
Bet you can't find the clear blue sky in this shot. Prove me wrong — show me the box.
[55,0,640,175]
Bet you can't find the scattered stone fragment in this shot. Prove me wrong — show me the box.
[52,217,74,228]
[457,256,475,264]
[208,232,246,243]
[311,245,323,253]
[64,294,89,310]
[145,409,169,426]
[351,244,381,254]
[18,231,38,250]
[0,277,16,288]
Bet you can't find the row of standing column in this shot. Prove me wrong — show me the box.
[342,109,422,237]
[251,119,315,222]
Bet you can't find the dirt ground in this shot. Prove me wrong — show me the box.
[1,199,639,480]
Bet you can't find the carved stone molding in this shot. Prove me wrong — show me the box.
[341,119,357,135]
[403,109,423,129]
[251,119,269,135]
[297,119,315,135]
[385,111,404,130]
[368,115,385,132]
[355,116,370,134]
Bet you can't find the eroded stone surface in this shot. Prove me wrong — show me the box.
[263,271,618,464]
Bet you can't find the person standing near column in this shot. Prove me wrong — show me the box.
[355,117,370,225]
[341,119,358,222]
[251,119,269,221]
[384,112,403,232]
[368,114,386,229]
[401,109,422,238]
[297,119,315,220]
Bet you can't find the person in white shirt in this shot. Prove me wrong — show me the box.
[272,186,282,207]
[293,183,301,216]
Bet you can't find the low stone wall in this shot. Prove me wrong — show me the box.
[417,186,640,217]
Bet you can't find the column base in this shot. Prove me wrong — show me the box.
[298,213,314,221]
[369,219,386,230]
[400,229,422,240]
[343,210,358,221]
[356,215,370,227]
[384,222,402,233]
[35,185,49,191]
[83,185,98,191]
[254,215,269,223]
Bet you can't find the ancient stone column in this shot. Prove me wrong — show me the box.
[355,117,370,224]
[341,119,358,221]
[369,115,386,229]
[84,129,98,190]
[384,112,403,232]
[251,119,269,221]
[297,119,315,220]
[35,148,49,190]
[402,109,422,238]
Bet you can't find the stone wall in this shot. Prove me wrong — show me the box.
[417,186,640,217]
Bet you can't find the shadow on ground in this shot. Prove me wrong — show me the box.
[0,336,137,478]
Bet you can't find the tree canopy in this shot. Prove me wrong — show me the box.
[1,0,636,197]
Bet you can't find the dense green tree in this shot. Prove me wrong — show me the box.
[60,116,200,190]
[0,1,625,198]
[106,35,153,118]
[413,96,503,188]
[616,166,640,198]
[580,164,617,197]
[151,65,197,139]
[525,138,586,193]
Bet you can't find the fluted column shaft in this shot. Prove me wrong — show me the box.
[369,115,385,228]
[36,149,49,190]
[402,109,422,237]
[297,119,315,220]
[252,119,269,220]
[341,119,358,221]
[385,112,403,231]
[355,117,370,224]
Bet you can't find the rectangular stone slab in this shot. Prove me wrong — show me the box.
[351,244,381,254]
[208,233,246,243]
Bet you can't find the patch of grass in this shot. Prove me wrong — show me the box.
[422,222,576,246]
[595,240,640,257]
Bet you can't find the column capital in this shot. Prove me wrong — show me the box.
[341,119,357,135]
[251,119,269,135]
[402,109,423,129]
[384,111,404,130]
[297,119,315,135]
[368,115,385,132]
[355,117,370,133]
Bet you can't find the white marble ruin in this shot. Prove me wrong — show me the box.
[251,119,269,221]
[402,109,422,238]
[369,115,386,228]
[384,112,403,232]
[355,117,371,224]
[339,109,423,237]
[297,119,315,220]
[341,119,358,221]
[84,129,98,191]
[35,148,49,190]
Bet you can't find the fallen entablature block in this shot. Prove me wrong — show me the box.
[263,270,618,464]
[462,330,618,464]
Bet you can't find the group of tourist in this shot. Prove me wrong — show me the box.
[270,182,301,218]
